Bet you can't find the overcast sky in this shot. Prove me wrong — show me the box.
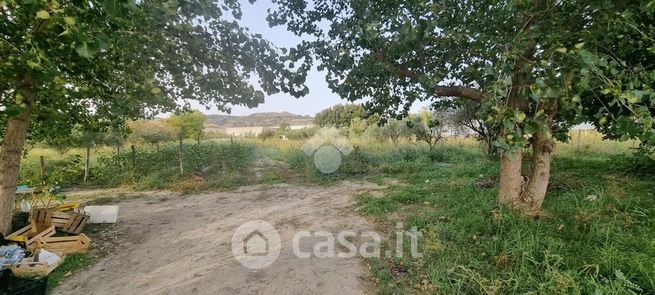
[188,0,429,117]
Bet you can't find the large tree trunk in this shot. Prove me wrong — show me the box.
[0,93,34,235]
[498,149,524,205]
[519,133,554,211]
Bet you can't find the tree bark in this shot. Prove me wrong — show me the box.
[519,133,555,211]
[0,86,34,235]
[498,149,524,205]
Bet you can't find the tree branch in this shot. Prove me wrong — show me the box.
[374,49,488,102]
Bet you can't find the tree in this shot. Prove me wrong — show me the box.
[167,111,207,175]
[167,111,206,145]
[276,119,290,137]
[128,120,175,148]
[452,101,499,155]
[268,0,655,212]
[70,129,105,183]
[380,118,409,143]
[0,1,305,234]
[259,129,275,142]
[314,104,367,128]
[408,110,446,151]
[104,126,127,155]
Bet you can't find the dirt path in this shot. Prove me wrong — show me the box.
[53,180,384,295]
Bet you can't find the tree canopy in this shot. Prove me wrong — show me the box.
[268,0,655,211]
[0,0,307,234]
[314,103,367,128]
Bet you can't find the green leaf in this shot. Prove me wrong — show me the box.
[523,122,540,134]
[515,111,527,122]
[574,42,585,49]
[36,10,50,19]
[75,42,96,59]
[555,47,567,53]
[150,87,162,95]
[64,16,76,26]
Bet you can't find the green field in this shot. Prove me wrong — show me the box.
[17,130,654,294]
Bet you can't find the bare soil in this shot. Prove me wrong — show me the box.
[53,180,384,295]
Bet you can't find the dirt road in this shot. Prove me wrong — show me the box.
[53,181,383,295]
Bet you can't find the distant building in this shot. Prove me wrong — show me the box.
[224,126,265,137]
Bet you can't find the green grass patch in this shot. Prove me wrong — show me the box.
[355,148,654,294]
[47,254,96,291]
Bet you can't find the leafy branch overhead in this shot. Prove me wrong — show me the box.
[0,0,308,141]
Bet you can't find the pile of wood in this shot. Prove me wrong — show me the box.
[2,208,91,278]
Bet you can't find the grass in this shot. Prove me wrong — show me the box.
[47,254,97,290]
[348,143,654,294]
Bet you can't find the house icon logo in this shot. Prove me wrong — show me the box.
[231,220,281,269]
[244,231,268,256]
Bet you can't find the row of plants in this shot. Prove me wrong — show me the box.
[19,142,255,191]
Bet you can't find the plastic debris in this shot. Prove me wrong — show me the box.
[0,245,26,265]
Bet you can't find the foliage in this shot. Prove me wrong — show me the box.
[452,100,500,155]
[407,109,446,151]
[128,119,176,146]
[380,118,410,143]
[276,119,290,136]
[283,126,317,140]
[267,0,655,210]
[259,129,275,142]
[19,142,255,190]
[314,104,376,128]
[166,110,206,142]
[0,0,306,141]
[268,0,654,149]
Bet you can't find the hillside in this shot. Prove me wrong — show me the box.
[205,112,314,128]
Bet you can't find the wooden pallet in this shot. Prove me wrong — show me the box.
[5,224,56,250]
[62,213,90,234]
[34,233,91,255]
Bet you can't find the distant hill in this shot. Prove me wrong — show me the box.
[205,112,314,128]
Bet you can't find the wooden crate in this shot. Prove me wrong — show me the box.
[7,256,59,278]
[62,213,90,234]
[29,208,86,231]
[48,211,75,229]
[5,224,56,250]
[35,233,91,255]
[30,208,50,224]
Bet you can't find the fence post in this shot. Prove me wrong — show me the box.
[83,146,91,183]
[576,129,582,152]
[179,136,184,176]
[40,156,45,187]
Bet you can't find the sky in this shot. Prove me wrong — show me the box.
[188,0,429,117]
